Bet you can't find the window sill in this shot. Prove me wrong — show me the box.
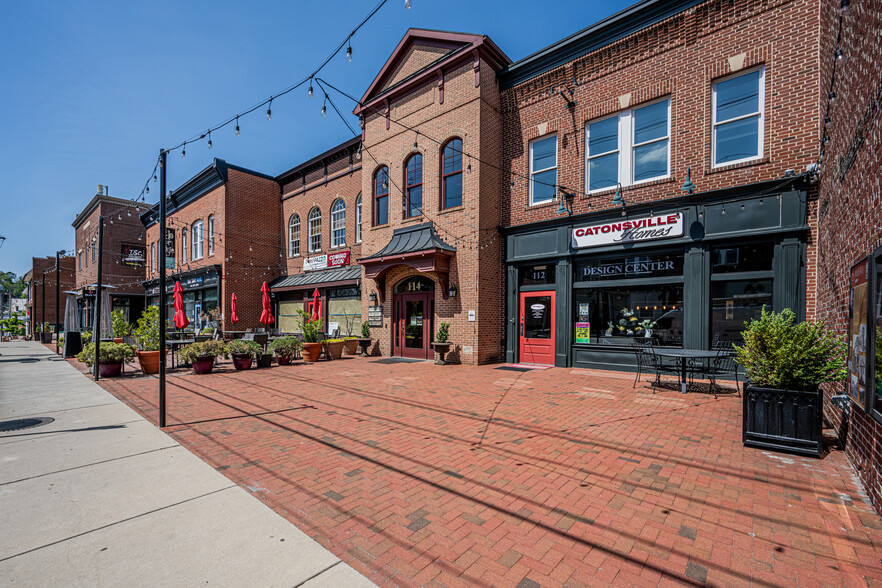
[437,205,464,216]
[400,216,423,225]
[706,157,768,175]
[524,200,559,211]
[370,223,390,231]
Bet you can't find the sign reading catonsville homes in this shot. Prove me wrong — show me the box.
[303,251,351,272]
[571,213,684,249]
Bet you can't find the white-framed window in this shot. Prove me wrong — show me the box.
[207,215,215,255]
[151,243,156,272]
[331,199,346,248]
[78,252,82,270]
[355,194,362,243]
[191,219,204,260]
[711,66,764,167]
[529,134,557,205]
[586,97,670,193]
[288,214,300,257]
[308,207,321,253]
[181,229,188,264]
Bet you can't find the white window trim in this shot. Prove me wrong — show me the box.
[331,200,346,249]
[529,134,558,206]
[711,66,765,168]
[585,97,671,195]
[181,229,188,264]
[289,215,301,257]
[355,195,362,243]
[308,209,321,253]
[191,220,204,260]
[207,215,215,256]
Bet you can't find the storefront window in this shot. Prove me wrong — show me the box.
[574,285,683,345]
[328,287,360,336]
[575,251,683,282]
[520,264,555,286]
[711,241,773,273]
[278,297,303,334]
[710,279,772,345]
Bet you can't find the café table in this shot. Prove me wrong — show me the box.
[165,339,195,369]
[645,348,727,394]
[222,331,246,340]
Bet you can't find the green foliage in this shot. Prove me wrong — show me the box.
[177,340,229,363]
[76,341,136,367]
[81,331,93,346]
[324,338,345,343]
[228,339,262,357]
[435,322,450,343]
[268,336,301,357]
[361,321,371,338]
[111,309,132,338]
[734,308,847,390]
[297,310,323,343]
[133,306,160,351]
[1,313,25,336]
[0,271,26,298]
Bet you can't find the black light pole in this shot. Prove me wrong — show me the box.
[158,149,168,428]
[55,250,62,354]
[41,269,46,338]
[93,218,104,381]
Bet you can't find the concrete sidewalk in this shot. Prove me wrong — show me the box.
[0,341,372,587]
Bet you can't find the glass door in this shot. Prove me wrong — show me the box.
[394,293,432,359]
[519,291,555,365]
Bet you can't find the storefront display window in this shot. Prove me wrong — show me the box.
[573,285,683,345]
[575,251,683,282]
[710,279,772,345]
[711,241,773,273]
[328,287,360,336]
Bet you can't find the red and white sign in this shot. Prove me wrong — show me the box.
[303,251,351,272]
[572,213,684,249]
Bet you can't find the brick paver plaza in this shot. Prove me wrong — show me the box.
[78,352,882,587]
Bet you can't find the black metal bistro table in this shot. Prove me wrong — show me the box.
[646,348,724,394]
[166,339,194,369]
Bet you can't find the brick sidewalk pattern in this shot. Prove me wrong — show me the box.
[73,348,882,587]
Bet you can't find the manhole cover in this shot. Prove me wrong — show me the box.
[0,417,55,433]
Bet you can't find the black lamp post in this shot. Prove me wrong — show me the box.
[158,149,168,428]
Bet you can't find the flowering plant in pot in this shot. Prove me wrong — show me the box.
[431,322,452,365]
[228,339,262,371]
[77,341,136,378]
[297,310,324,363]
[133,306,166,375]
[734,308,846,457]
[177,340,229,375]
[268,336,301,365]
[323,338,346,360]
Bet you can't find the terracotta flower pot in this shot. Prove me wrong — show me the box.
[343,339,359,355]
[324,340,345,360]
[301,342,323,363]
[98,361,123,378]
[113,338,123,344]
[136,349,167,375]
[232,353,253,371]
[276,355,293,366]
[192,356,215,374]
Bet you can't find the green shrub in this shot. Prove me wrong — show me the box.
[268,336,301,357]
[297,310,323,343]
[177,340,229,363]
[133,306,160,351]
[361,321,371,338]
[733,308,846,390]
[81,331,93,345]
[111,309,132,339]
[228,340,262,357]
[76,342,136,367]
[435,322,450,343]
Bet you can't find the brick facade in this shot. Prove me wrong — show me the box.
[25,255,76,333]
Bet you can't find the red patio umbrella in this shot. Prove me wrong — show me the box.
[259,282,274,326]
[310,287,321,321]
[230,293,239,324]
[173,282,189,330]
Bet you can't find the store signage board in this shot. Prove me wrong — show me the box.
[165,228,176,269]
[368,305,383,327]
[121,244,146,267]
[572,213,684,249]
[575,322,590,343]
[847,258,869,406]
[303,251,351,272]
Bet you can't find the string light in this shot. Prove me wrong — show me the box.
[405,0,411,8]
[181,143,186,158]
[835,48,843,60]
[207,130,212,149]
[346,40,352,62]
[266,98,272,120]
[321,97,327,117]
[308,80,314,99]
[235,116,240,136]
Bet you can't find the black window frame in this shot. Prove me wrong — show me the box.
[373,166,389,226]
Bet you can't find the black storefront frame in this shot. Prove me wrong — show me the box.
[503,186,809,369]
[145,265,221,332]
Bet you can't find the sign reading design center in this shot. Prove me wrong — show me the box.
[572,213,684,249]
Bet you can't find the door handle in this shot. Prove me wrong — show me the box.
[520,320,524,337]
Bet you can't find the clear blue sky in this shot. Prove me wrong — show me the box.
[0,0,631,277]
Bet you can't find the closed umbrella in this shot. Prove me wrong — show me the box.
[310,288,321,321]
[230,293,239,324]
[173,282,189,330]
[96,288,113,340]
[259,282,274,326]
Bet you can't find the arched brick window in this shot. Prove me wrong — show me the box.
[441,138,463,209]
[373,166,389,226]
[288,214,300,257]
[308,207,322,253]
[405,153,423,218]
[331,199,346,248]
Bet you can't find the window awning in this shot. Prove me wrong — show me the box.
[269,265,362,292]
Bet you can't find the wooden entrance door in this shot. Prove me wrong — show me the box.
[519,291,555,365]
[393,293,432,359]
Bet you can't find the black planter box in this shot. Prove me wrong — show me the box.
[62,331,83,358]
[40,332,53,344]
[256,354,274,368]
[743,385,823,457]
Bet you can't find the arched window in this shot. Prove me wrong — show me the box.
[355,194,362,243]
[288,214,301,257]
[207,215,215,255]
[181,229,188,263]
[308,207,321,253]
[441,138,463,209]
[405,153,423,218]
[373,166,389,226]
[331,199,346,248]
[191,219,204,260]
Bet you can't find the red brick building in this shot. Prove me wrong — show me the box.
[270,138,363,336]
[73,192,147,326]
[814,0,882,513]
[141,158,280,332]
[23,255,76,337]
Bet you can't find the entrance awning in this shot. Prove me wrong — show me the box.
[358,222,456,302]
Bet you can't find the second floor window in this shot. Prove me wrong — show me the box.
[331,199,346,248]
[181,229,188,264]
[529,135,557,205]
[442,138,463,209]
[207,215,215,255]
[405,154,423,218]
[151,243,156,272]
[586,98,670,192]
[288,214,300,257]
[712,67,764,167]
[192,220,204,260]
[308,207,321,253]
[92,242,96,263]
[355,194,362,243]
[78,252,83,270]
[374,167,389,226]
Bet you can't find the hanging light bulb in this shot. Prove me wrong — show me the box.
[829,91,836,101]
[235,116,240,136]
[721,204,727,215]
[267,98,272,120]
[355,145,362,160]
[207,130,212,149]
[346,40,352,62]
[835,48,843,60]
[181,143,186,158]
[146,186,150,195]
[153,173,157,183]
[308,80,314,99]
[127,210,131,217]
[321,97,327,117]
[405,0,412,8]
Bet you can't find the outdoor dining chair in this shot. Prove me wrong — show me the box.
[705,350,741,399]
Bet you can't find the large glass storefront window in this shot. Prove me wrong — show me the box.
[575,251,683,282]
[328,287,360,336]
[574,285,684,345]
[710,241,774,345]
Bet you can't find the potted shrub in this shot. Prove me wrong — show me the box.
[229,339,261,370]
[133,306,166,375]
[298,310,324,363]
[177,340,229,375]
[77,341,136,378]
[324,338,345,360]
[357,321,373,356]
[111,309,132,344]
[431,322,453,365]
[734,308,846,457]
[343,337,359,355]
[269,336,300,365]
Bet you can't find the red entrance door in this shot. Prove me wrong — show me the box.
[519,291,555,365]
[393,293,433,359]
